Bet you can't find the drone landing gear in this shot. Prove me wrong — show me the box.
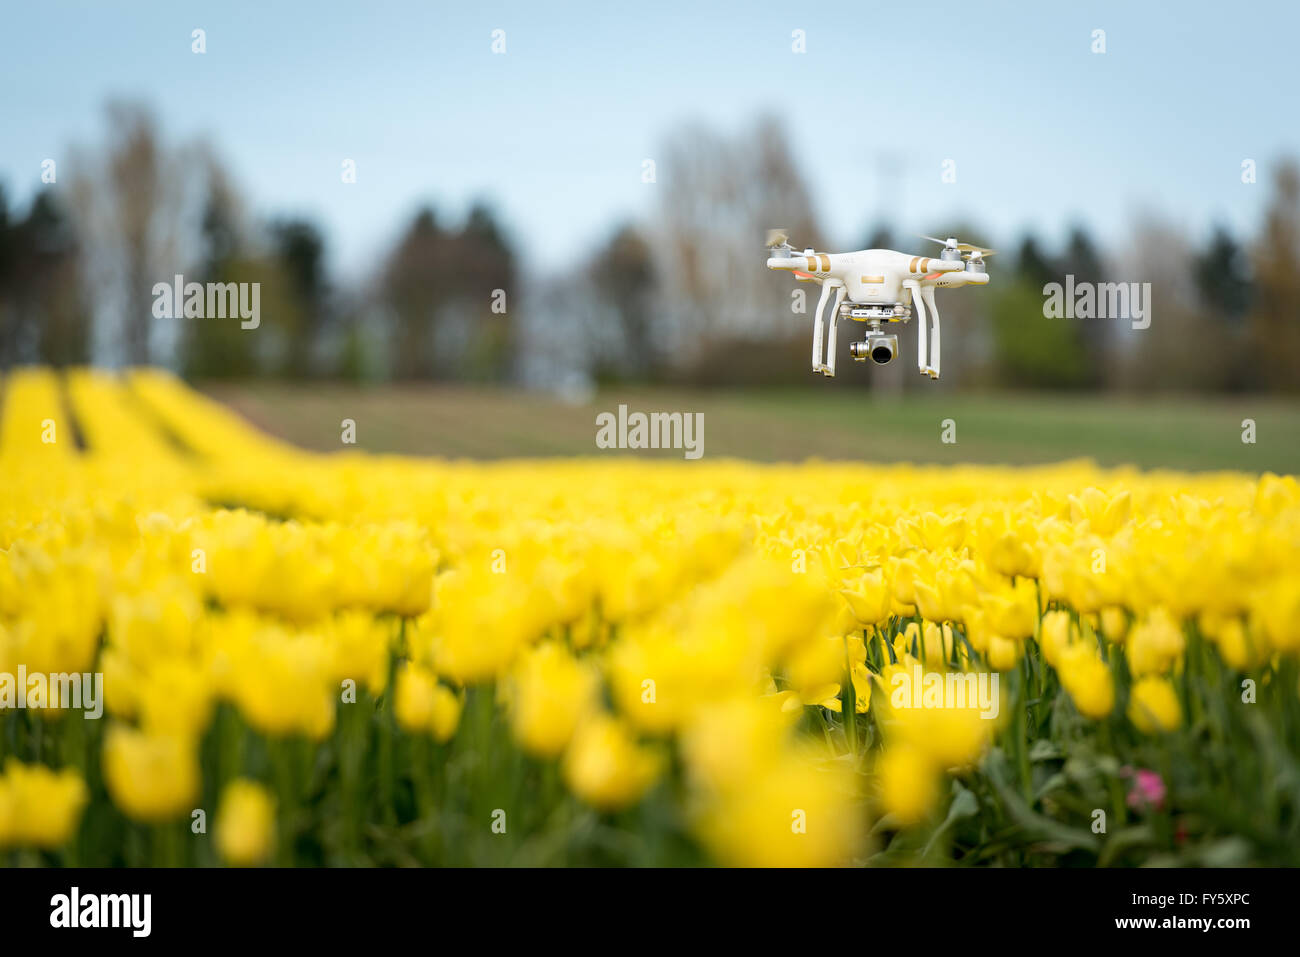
[906,280,941,379]
[811,280,846,377]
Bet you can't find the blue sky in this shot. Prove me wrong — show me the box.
[1,0,1295,278]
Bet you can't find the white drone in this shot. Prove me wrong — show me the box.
[765,230,993,379]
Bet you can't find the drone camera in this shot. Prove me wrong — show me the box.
[869,335,898,364]
[850,334,898,364]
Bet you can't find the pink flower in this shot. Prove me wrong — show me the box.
[1121,766,1166,811]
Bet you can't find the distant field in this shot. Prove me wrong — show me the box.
[204,382,1300,473]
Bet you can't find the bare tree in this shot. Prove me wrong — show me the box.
[655,117,824,363]
[1112,218,1229,392]
[67,102,205,366]
[1247,162,1300,392]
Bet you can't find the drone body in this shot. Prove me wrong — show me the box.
[765,232,993,379]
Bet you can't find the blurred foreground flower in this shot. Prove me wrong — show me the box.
[103,726,199,822]
[562,714,661,812]
[215,779,276,866]
[1122,767,1166,812]
[1128,676,1183,734]
[0,760,88,849]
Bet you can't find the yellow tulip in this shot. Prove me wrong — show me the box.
[394,662,439,733]
[215,779,276,866]
[1040,610,1075,668]
[840,568,893,626]
[695,749,860,867]
[1058,645,1115,719]
[506,642,599,757]
[1128,676,1182,733]
[562,714,661,812]
[1126,609,1186,677]
[0,760,88,849]
[429,683,464,742]
[877,745,940,827]
[103,726,200,822]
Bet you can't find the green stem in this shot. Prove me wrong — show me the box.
[1016,659,1032,802]
[842,636,858,759]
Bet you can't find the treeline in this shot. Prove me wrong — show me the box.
[0,103,515,384]
[1,103,1297,393]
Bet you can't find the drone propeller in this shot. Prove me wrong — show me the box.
[765,228,791,248]
[919,234,996,258]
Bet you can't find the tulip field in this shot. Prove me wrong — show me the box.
[2,365,1299,867]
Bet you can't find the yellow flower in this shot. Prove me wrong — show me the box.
[986,634,1022,672]
[1099,606,1129,643]
[784,635,846,709]
[1249,580,1300,655]
[429,682,463,742]
[1069,487,1131,536]
[913,561,977,624]
[848,662,873,712]
[878,663,999,769]
[0,760,88,849]
[1199,612,1261,670]
[103,726,199,822]
[423,570,547,684]
[983,577,1039,641]
[977,510,1039,578]
[694,750,860,867]
[215,615,337,740]
[1128,676,1182,733]
[322,611,392,694]
[803,682,847,711]
[1039,610,1075,668]
[562,714,660,812]
[1126,609,1185,677]
[680,696,793,794]
[1057,644,1115,719]
[215,779,275,866]
[136,658,214,739]
[877,745,940,827]
[506,642,599,758]
[903,620,957,669]
[395,662,463,742]
[840,568,892,626]
[888,555,923,613]
[394,662,438,732]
